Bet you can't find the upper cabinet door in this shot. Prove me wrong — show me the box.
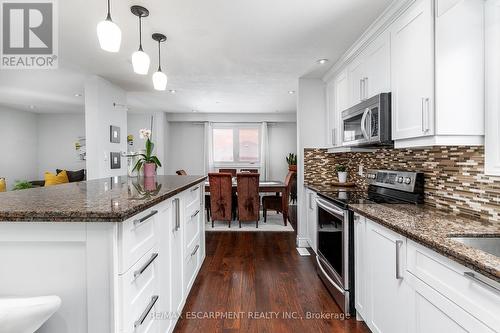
[364,31,391,99]
[486,0,500,176]
[325,80,337,147]
[391,0,435,140]
[348,56,367,107]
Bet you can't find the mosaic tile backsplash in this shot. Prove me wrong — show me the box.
[304,146,500,222]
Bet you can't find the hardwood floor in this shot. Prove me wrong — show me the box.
[173,230,370,333]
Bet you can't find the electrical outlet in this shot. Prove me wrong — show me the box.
[358,164,364,176]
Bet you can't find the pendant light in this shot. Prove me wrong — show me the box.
[152,33,167,91]
[130,6,150,75]
[96,0,121,52]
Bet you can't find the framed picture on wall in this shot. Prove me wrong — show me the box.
[110,125,120,143]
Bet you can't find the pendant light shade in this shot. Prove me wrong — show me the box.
[97,20,121,52]
[97,0,121,52]
[132,50,150,75]
[130,6,150,75]
[152,33,167,91]
[153,71,168,90]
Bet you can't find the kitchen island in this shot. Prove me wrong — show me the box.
[0,175,206,333]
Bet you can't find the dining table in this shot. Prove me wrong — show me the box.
[204,179,289,225]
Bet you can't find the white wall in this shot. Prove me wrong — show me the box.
[166,120,297,179]
[37,114,86,178]
[85,76,127,180]
[167,122,206,175]
[0,107,38,190]
[268,123,297,181]
[297,78,326,247]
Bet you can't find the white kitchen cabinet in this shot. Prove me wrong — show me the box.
[353,213,368,320]
[391,0,435,141]
[363,31,391,99]
[326,70,348,147]
[366,219,408,333]
[348,56,367,107]
[306,188,318,252]
[486,0,500,176]
[406,240,500,332]
[406,273,496,333]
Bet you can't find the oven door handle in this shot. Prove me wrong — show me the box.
[315,198,345,218]
[316,256,345,295]
[360,108,370,140]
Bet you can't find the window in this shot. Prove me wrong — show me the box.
[212,125,260,164]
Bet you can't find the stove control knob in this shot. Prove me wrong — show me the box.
[404,177,412,185]
[397,177,404,183]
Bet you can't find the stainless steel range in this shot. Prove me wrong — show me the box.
[315,169,424,315]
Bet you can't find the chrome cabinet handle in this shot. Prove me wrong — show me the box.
[134,210,158,226]
[191,244,200,257]
[308,193,313,209]
[364,77,368,99]
[395,240,403,280]
[134,295,159,328]
[191,210,200,219]
[421,97,430,133]
[359,79,363,101]
[464,272,500,293]
[190,186,199,192]
[332,128,336,146]
[174,198,180,231]
[134,253,158,279]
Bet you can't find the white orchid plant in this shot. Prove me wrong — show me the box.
[133,129,162,172]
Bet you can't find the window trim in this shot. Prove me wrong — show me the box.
[212,123,261,167]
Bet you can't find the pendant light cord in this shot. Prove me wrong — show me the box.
[106,0,111,20]
[138,16,143,51]
[157,41,162,71]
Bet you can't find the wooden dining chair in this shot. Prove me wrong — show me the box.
[218,168,237,177]
[240,169,258,173]
[177,169,211,222]
[208,173,233,228]
[262,171,295,224]
[236,173,260,228]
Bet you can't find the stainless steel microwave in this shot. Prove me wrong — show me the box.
[341,93,392,147]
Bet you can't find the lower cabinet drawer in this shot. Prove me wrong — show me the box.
[184,236,201,293]
[185,184,201,208]
[406,240,500,331]
[184,202,201,250]
[119,246,160,333]
[118,208,159,274]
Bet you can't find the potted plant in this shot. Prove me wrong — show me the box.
[286,153,297,172]
[132,129,162,177]
[12,180,33,191]
[335,165,348,183]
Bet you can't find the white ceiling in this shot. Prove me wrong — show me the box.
[0,0,392,114]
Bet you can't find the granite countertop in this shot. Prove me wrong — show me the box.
[305,183,362,193]
[0,175,206,222]
[349,203,500,282]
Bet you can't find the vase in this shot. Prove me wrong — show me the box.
[338,171,348,183]
[143,163,157,177]
[289,165,297,172]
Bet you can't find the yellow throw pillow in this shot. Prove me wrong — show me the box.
[0,178,6,192]
[44,170,69,187]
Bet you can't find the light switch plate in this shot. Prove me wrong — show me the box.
[110,152,121,169]
[110,125,120,143]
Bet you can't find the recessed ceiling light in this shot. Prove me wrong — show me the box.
[29,105,36,110]
[192,109,198,113]
[288,90,295,95]
[169,89,176,94]
[74,93,82,97]
[317,59,329,65]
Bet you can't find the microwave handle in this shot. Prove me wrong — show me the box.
[360,108,369,140]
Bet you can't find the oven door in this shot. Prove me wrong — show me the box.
[316,197,349,291]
